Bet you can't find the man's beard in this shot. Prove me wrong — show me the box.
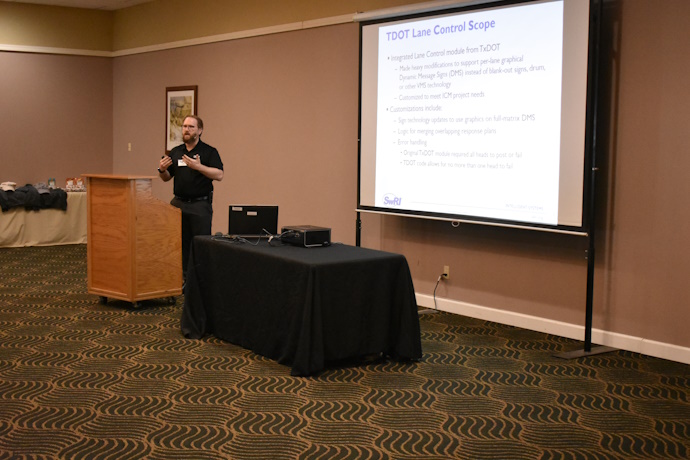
[183,133,197,144]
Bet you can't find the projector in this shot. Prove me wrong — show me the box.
[281,225,331,247]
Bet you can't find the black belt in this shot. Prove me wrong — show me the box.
[175,195,209,202]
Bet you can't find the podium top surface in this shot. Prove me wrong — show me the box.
[82,174,156,180]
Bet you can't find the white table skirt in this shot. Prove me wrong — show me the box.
[0,191,87,248]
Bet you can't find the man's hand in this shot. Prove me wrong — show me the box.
[182,154,201,170]
[182,154,224,181]
[159,155,173,172]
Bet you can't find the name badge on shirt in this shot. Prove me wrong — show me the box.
[178,159,187,167]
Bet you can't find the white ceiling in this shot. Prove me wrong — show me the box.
[3,0,152,10]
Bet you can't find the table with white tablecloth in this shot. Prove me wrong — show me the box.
[0,192,87,247]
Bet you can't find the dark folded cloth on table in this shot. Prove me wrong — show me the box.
[0,185,68,212]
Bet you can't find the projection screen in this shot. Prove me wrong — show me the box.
[358,0,597,234]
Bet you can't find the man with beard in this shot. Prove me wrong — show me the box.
[158,115,223,286]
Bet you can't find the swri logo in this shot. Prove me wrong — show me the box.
[383,193,402,206]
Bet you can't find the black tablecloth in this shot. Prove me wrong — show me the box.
[181,236,422,376]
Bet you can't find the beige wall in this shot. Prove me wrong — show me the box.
[0,0,426,52]
[0,52,113,186]
[1,0,688,363]
[0,2,112,51]
[594,1,689,348]
[112,24,360,244]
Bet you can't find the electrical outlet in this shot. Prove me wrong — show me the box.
[442,265,450,279]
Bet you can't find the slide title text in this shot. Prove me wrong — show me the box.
[385,19,497,41]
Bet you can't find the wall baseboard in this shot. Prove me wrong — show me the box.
[416,294,690,366]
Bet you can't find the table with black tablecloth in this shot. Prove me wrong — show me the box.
[181,236,422,376]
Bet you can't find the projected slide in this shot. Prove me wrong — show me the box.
[359,0,592,231]
[375,2,563,224]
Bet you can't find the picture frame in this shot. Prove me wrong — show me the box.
[165,85,198,153]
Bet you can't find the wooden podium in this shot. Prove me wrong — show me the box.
[83,174,182,307]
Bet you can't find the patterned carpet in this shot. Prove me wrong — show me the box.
[0,244,688,459]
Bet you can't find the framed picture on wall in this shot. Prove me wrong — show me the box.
[166,86,197,153]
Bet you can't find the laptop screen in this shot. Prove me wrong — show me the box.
[228,205,278,236]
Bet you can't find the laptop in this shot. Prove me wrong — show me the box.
[228,205,279,238]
